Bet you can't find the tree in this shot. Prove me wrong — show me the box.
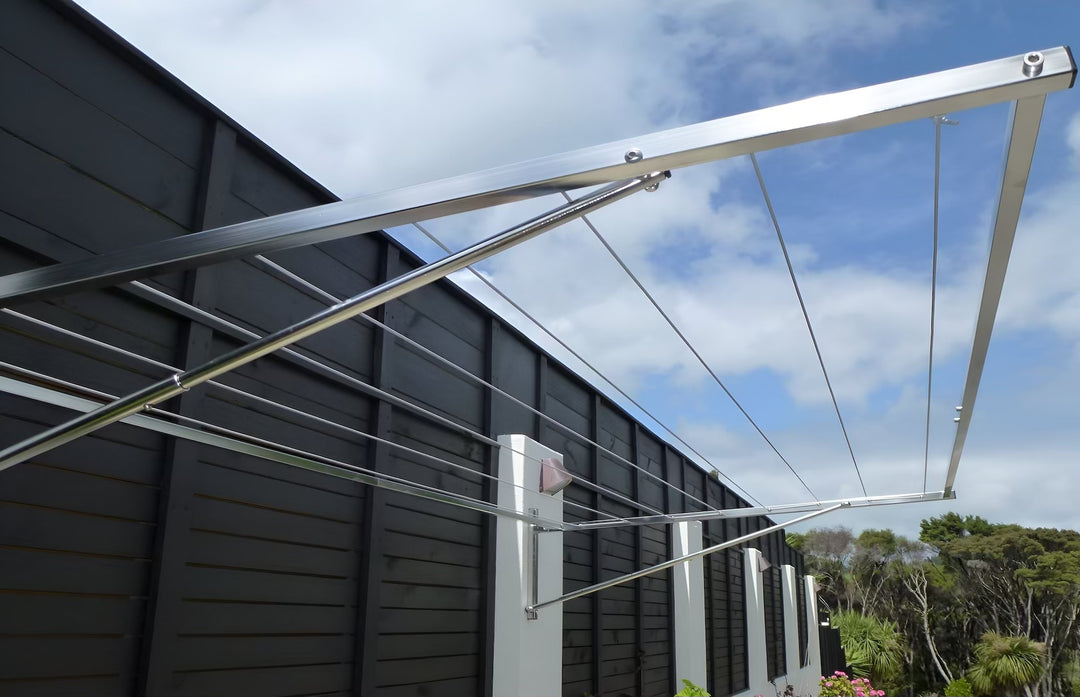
[798,516,1080,697]
[935,525,1080,696]
[901,559,953,686]
[831,610,904,691]
[966,632,1045,697]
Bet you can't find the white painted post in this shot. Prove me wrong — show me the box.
[744,547,769,697]
[781,565,811,696]
[672,521,707,690]
[805,575,822,684]
[492,435,564,697]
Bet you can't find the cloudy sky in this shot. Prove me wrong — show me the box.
[73,0,1079,538]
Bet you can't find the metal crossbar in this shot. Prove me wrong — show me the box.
[0,48,1072,304]
[0,174,665,473]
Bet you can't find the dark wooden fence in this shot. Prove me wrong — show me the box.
[0,2,803,696]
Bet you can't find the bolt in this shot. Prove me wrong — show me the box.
[1022,52,1044,77]
[624,148,643,163]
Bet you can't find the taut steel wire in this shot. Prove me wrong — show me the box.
[750,153,866,498]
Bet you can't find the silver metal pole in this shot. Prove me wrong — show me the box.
[525,504,843,614]
[0,49,1072,304]
[573,490,953,530]
[944,95,1047,496]
[0,369,570,531]
[0,173,666,473]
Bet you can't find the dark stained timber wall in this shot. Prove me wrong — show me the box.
[0,2,806,696]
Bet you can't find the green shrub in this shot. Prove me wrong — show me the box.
[831,610,903,690]
[942,677,973,696]
[673,678,709,696]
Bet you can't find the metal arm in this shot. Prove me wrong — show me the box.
[0,48,1072,304]
[943,96,1047,496]
[0,173,666,473]
[525,504,843,615]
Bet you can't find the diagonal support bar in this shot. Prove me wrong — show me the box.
[525,505,843,615]
[573,490,954,530]
[943,95,1047,496]
[0,372,570,531]
[0,48,1072,305]
[0,173,666,473]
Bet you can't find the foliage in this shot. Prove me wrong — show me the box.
[919,513,996,551]
[818,670,886,697]
[831,610,903,687]
[673,678,709,696]
[798,514,1080,696]
[942,677,973,696]
[966,632,1045,696]
[1062,652,1080,696]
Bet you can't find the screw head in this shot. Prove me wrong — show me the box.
[1023,52,1044,77]
[624,148,643,163]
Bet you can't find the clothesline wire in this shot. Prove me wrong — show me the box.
[560,192,819,504]
[250,256,720,513]
[408,218,764,508]
[0,308,642,524]
[749,153,867,498]
[923,116,950,493]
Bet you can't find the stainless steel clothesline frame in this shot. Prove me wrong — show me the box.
[0,48,1075,611]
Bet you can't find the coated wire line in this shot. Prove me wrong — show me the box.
[558,195,808,504]
[749,153,866,498]
[923,117,947,494]
[0,311,624,524]
[139,273,675,520]
[410,221,747,502]
[400,224,745,509]
[123,279,661,515]
[252,254,711,514]
[0,362,572,530]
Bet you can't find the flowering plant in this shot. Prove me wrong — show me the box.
[818,670,885,697]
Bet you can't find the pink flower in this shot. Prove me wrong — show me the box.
[825,682,833,688]
[855,691,865,697]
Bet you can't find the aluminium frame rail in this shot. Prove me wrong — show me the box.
[0,365,948,535]
[0,48,1075,608]
[0,47,1072,304]
[525,505,844,615]
[0,173,667,472]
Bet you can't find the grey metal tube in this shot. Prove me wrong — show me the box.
[573,490,953,530]
[0,48,1072,305]
[0,173,667,473]
[944,96,1046,496]
[0,367,571,531]
[525,504,843,614]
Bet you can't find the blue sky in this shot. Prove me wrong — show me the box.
[74,0,1080,538]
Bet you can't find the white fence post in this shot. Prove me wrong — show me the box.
[805,575,822,685]
[783,564,819,696]
[492,435,564,697]
[743,546,769,697]
[672,520,707,690]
